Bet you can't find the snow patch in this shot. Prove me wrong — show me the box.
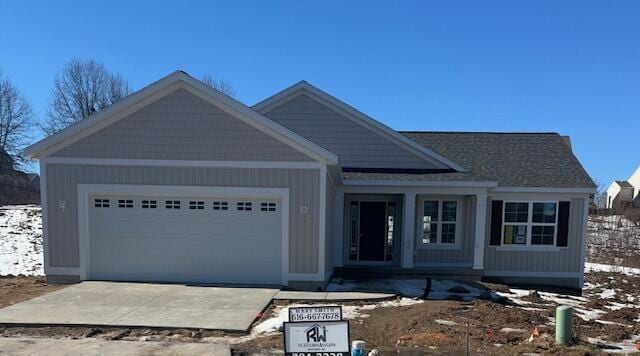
[253,298,423,335]
[326,278,483,300]
[0,205,43,276]
[585,262,640,276]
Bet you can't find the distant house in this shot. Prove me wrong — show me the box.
[606,166,640,212]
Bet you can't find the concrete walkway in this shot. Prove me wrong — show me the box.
[0,282,278,332]
[0,337,230,356]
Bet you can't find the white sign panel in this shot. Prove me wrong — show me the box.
[283,321,349,355]
[289,306,342,322]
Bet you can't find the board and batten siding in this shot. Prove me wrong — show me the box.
[51,89,313,162]
[45,164,320,274]
[262,94,434,169]
[325,175,336,274]
[413,196,476,266]
[483,197,586,273]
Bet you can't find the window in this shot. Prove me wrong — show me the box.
[141,200,157,209]
[213,201,228,210]
[237,202,252,211]
[165,200,181,209]
[118,199,133,208]
[189,201,205,210]
[94,199,110,208]
[420,200,459,246]
[261,202,277,212]
[502,201,558,246]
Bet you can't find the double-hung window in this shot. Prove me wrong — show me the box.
[503,201,558,246]
[419,199,460,247]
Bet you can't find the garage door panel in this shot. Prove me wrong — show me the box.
[88,194,283,285]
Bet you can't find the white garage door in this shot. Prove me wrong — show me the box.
[88,194,282,285]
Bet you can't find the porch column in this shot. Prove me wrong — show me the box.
[473,193,488,270]
[402,192,417,269]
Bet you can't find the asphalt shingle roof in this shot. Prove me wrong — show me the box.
[616,180,634,188]
[343,132,595,189]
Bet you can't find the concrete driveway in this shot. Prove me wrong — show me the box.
[0,281,278,332]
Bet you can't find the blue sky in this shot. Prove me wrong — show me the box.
[1,1,638,187]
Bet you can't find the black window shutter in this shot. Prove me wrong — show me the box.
[490,200,503,246]
[557,201,571,247]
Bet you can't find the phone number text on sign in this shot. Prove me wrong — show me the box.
[288,306,342,322]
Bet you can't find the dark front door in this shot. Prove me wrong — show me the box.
[358,201,387,261]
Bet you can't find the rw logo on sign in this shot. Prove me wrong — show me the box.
[305,324,327,342]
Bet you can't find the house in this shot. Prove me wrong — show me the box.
[24,71,595,290]
[606,166,640,213]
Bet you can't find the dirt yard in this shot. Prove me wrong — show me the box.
[2,272,639,355]
[0,276,65,309]
[236,298,603,355]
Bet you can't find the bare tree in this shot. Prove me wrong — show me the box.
[593,178,607,210]
[41,59,130,135]
[201,74,236,97]
[0,69,34,169]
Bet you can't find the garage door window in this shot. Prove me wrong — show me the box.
[165,200,181,209]
[118,199,133,208]
[141,200,157,209]
[94,199,110,208]
[237,202,252,211]
[261,202,277,212]
[189,201,205,210]
[213,201,228,210]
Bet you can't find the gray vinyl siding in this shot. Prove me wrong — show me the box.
[325,175,336,274]
[413,196,475,266]
[52,89,313,162]
[484,197,585,273]
[262,94,435,169]
[45,164,320,274]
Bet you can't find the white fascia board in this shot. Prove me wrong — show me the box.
[343,179,497,188]
[24,71,339,165]
[491,186,597,194]
[252,81,467,172]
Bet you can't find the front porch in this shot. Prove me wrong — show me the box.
[332,184,492,275]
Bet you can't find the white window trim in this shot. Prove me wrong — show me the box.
[498,200,565,251]
[416,197,463,250]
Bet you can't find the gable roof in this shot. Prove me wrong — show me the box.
[252,81,467,172]
[24,71,338,164]
[347,132,595,189]
[615,180,634,188]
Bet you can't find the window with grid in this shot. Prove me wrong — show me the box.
[94,199,110,208]
[237,202,252,211]
[165,200,181,209]
[261,202,277,212]
[503,202,557,246]
[141,200,157,209]
[213,201,228,210]
[189,201,205,210]
[118,199,134,208]
[420,200,458,246]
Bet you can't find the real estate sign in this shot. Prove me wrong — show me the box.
[283,321,350,356]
